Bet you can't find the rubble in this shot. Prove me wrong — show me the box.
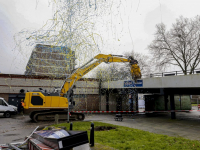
[0,126,91,150]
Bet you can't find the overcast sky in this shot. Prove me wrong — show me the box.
[0,0,200,75]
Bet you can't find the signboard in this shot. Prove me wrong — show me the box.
[124,80,143,87]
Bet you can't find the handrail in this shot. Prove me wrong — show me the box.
[144,68,200,78]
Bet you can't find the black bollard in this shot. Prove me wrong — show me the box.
[70,122,73,130]
[90,123,94,147]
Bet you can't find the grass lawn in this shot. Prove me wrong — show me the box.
[49,121,200,150]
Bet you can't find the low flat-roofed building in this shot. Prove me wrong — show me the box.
[0,73,136,114]
[0,74,100,113]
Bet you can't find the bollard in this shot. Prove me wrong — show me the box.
[70,122,73,130]
[55,114,59,125]
[90,123,94,147]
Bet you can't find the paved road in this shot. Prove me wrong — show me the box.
[0,114,56,144]
[1,109,200,144]
[85,112,200,141]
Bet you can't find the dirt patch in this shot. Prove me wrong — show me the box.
[94,126,116,131]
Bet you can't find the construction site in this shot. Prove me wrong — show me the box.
[1,43,200,149]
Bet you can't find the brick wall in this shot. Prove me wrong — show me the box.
[86,95,100,111]
[0,94,9,101]
[73,94,100,111]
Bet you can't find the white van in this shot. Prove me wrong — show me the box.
[0,97,17,118]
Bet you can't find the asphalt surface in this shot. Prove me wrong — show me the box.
[85,111,200,141]
[1,107,200,144]
[0,114,56,144]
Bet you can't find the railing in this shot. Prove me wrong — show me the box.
[144,68,200,78]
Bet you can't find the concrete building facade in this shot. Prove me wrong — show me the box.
[0,74,104,113]
[0,74,133,113]
[25,44,75,78]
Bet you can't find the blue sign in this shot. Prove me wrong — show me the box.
[124,80,143,87]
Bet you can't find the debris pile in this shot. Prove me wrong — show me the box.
[0,126,90,150]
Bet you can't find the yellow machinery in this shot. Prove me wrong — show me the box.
[23,54,141,122]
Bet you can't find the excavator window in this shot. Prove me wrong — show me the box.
[31,96,43,105]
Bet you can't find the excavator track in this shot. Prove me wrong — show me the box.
[30,110,85,122]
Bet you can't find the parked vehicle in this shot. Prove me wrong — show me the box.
[0,97,18,118]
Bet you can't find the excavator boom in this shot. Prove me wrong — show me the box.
[60,54,141,96]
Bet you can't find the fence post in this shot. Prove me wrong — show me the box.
[55,114,59,125]
[90,123,94,147]
[70,122,73,130]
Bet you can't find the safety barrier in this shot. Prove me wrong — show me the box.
[71,110,200,113]
[71,111,139,113]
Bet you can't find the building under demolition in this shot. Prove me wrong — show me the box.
[25,44,75,78]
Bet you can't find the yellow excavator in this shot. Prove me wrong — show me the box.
[23,54,141,122]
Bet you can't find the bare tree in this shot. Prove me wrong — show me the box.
[96,64,130,82]
[149,16,200,75]
[14,0,119,70]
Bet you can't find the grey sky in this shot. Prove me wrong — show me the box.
[0,0,200,74]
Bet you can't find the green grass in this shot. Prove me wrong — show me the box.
[192,104,199,106]
[48,121,200,150]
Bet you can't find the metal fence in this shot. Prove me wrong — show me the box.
[143,68,200,78]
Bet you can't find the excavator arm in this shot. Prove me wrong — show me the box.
[60,54,141,96]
